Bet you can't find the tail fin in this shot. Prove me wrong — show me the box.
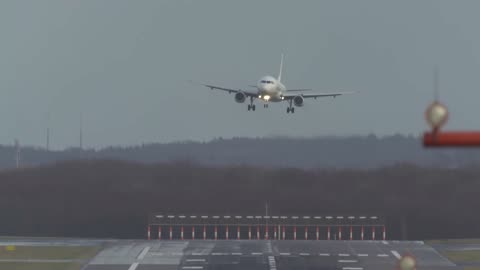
[278,53,284,82]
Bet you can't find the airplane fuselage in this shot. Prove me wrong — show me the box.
[256,75,286,102]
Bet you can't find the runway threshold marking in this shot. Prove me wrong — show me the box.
[128,262,139,270]
[137,246,150,260]
[391,250,401,259]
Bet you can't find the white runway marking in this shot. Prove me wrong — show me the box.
[182,267,204,270]
[338,260,358,263]
[357,254,368,257]
[377,254,389,257]
[128,262,139,270]
[382,241,389,245]
[391,250,401,259]
[186,259,206,262]
[192,253,203,256]
[268,256,277,270]
[319,253,330,256]
[212,253,228,256]
[299,253,310,256]
[280,253,291,256]
[339,253,351,257]
[342,267,363,270]
[137,247,150,260]
[172,252,184,256]
[251,252,263,256]
[231,253,243,256]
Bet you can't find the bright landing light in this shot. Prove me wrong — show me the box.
[263,95,271,101]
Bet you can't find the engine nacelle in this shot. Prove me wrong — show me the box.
[234,92,246,103]
[293,95,304,107]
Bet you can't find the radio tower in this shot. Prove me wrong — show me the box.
[14,139,20,168]
[79,113,83,150]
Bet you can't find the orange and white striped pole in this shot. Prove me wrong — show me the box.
[158,226,162,240]
[192,226,195,240]
[372,226,376,240]
[350,226,353,241]
[327,226,331,240]
[361,226,364,241]
[147,225,151,240]
[305,226,308,240]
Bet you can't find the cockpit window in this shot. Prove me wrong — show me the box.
[261,80,274,84]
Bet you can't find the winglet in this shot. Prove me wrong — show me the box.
[278,53,284,82]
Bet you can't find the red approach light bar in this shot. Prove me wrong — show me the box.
[424,131,480,147]
[423,101,480,147]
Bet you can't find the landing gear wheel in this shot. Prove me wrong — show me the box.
[291,107,295,113]
[252,105,256,111]
[248,105,251,111]
[287,107,291,113]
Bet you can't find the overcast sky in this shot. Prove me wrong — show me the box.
[1,0,480,149]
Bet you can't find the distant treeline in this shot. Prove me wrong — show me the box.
[5,135,480,169]
[0,160,478,240]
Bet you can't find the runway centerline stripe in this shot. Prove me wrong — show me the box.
[186,259,206,262]
[280,253,291,256]
[339,254,350,257]
[319,253,330,256]
[357,254,368,257]
[299,253,310,256]
[128,262,139,270]
[192,253,203,256]
[342,267,363,270]
[391,250,401,259]
[231,253,243,256]
[268,256,277,270]
[338,260,358,263]
[377,254,389,257]
[252,252,263,256]
[137,247,150,260]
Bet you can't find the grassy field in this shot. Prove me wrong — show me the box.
[0,246,100,260]
[0,262,83,270]
[427,239,480,245]
[443,250,480,262]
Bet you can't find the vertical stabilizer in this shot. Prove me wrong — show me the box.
[278,53,284,82]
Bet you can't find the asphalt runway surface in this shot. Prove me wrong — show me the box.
[84,240,461,270]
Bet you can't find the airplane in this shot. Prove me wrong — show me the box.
[196,54,354,113]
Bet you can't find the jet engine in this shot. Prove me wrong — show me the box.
[235,92,246,103]
[293,95,304,107]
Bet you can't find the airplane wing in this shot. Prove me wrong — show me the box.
[283,91,355,99]
[286,89,312,92]
[192,81,258,97]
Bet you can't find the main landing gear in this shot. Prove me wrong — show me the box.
[287,100,295,113]
[247,97,256,111]
[263,103,269,108]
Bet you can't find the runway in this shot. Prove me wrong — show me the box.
[85,240,461,270]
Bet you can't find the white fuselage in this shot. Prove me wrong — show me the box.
[256,75,286,102]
